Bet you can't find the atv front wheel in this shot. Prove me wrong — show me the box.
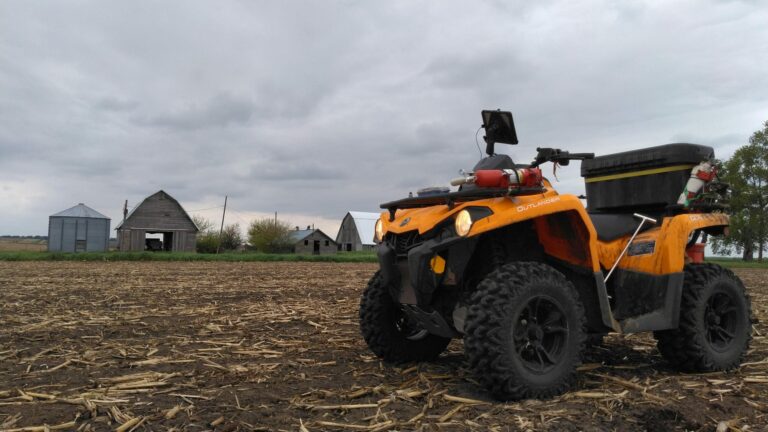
[359,272,451,363]
[464,262,586,400]
[654,264,752,372]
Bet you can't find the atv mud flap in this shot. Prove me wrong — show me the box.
[595,268,684,333]
[613,270,684,333]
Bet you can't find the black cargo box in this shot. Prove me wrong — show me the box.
[581,143,714,212]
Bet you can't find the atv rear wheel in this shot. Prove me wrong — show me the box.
[359,272,451,363]
[464,262,586,400]
[654,264,752,372]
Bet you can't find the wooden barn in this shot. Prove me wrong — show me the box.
[290,228,337,255]
[336,211,379,252]
[116,190,198,252]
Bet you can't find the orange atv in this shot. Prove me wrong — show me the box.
[359,110,752,400]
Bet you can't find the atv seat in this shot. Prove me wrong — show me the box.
[588,213,655,242]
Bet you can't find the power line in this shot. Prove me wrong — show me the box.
[223,206,255,226]
[187,205,224,213]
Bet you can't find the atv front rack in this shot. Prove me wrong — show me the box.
[380,186,545,221]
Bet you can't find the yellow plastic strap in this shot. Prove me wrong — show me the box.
[585,164,695,183]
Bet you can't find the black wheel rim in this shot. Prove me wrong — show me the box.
[512,295,568,374]
[704,291,739,352]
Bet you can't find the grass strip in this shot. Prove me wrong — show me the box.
[0,251,377,263]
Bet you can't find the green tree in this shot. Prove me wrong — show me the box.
[192,215,219,253]
[711,120,768,261]
[247,218,293,253]
[196,232,219,253]
[192,215,215,233]
[192,215,218,253]
[220,223,243,251]
[191,216,241,253]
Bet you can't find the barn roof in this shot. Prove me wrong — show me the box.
[345,211,380,246]
[289,229,336,244]
[115,190,198,231]
[289,229,315,242]
[51,203,110,219]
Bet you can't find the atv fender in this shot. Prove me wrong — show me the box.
[465,194,600,272]
[598,213,729,276]
[466,194,620,332]
[656,213,729,274]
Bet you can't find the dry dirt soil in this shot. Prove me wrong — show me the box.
[0,262,766,431]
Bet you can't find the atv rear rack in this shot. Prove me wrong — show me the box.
[380,186,545,221]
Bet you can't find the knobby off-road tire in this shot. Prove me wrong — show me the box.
[359,272,451,363]
[654,263,752,372]
[464,262,587,400]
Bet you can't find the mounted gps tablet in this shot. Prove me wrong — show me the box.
[482,110,518,155]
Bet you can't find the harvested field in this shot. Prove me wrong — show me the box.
[0,262,766,431]
[0,240,46,252]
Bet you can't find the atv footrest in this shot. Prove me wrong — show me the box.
[402,304,458,338]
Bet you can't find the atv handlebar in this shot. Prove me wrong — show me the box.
[530,147,595,167]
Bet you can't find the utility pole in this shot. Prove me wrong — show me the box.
[216,195,228,254]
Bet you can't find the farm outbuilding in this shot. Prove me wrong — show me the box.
[47,203,111,252]
[336,211,379,252]
[290,228,337,255]
[116,190,198,252]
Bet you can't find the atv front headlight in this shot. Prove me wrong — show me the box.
[455,209,473,237]
[374,218,384,243]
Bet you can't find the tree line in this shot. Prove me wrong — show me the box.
[711,120,768,261]
[191,215,296,254]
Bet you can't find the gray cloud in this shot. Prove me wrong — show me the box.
[136,93,257,130]
[0,0,767,236]
[93,97,139,113]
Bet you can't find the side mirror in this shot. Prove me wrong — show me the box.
[482,110,518,155]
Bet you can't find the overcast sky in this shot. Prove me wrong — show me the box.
[1,0,767,237]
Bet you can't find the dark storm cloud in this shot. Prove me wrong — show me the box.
[1,0,767,235]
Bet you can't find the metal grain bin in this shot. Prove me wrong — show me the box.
[48,203,111,252]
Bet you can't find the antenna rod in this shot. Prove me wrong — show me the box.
[216,195,228,254]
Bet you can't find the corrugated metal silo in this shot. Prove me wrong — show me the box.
[48,203,111,252]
